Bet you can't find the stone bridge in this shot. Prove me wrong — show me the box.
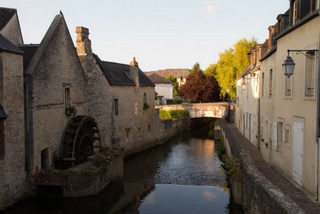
[155,102,230,118]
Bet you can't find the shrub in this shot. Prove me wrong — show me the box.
[217,144,226,159]
[224,156,242,179]
[159,110,188,119]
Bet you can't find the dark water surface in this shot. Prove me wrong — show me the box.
[3,120,243,214]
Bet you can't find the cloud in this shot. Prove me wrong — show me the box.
[206,5,218,13]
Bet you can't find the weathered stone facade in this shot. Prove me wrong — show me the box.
[0,44,31,209]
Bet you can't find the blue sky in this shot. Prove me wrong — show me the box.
[3,0,289,71]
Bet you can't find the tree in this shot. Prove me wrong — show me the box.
[189,62,203,74]
[182,71,220,103]
[208,37,257,98]
[166,75,179,92]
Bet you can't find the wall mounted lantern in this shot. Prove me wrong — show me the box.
[241,80,246,90]
[282,49,319,77]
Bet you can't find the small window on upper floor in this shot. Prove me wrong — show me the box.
[269,69,273,97]
[148,125,151,133]
[65,88,71,107]
[285,75,292,97]
[304,50,316,97]
[115,99,119,115]
[262,72,265,97]
[138,127,141,136]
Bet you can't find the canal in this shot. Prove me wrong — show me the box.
[3,119,243,214]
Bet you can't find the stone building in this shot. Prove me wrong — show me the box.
[147,68,189,86]
[0,8,168,210]
[235,42,268,148]
[236,0,320,200]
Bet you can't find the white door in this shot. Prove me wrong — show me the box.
[293,121,303,186]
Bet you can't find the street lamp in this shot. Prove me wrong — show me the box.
[282,49,319,77]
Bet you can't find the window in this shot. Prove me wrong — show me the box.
[138,127,141,136]
[285,75,292,97]
[126,129,130,139]
[262,72,264,97]
[148,125,151,133]
[143,93,147,104]
[304,50,316,97]
[269,69,273,97]
[0,119,4,158]
[277,121,283,153]
[41,148,48,171]
[65,88,71,107]
[115,99,118,115]
[285,125,291,146]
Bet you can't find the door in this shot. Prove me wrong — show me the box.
[293,121,303,186]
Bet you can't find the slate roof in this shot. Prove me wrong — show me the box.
[0,103,8,118]
[94,54,154,87]
[0,34,24,54]
[145,73,173,84]
[17,44,39,70]
[0,7,16,31]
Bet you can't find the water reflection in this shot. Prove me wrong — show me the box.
[124,126,227,186]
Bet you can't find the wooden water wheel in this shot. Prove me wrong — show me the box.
[59,116,100,168]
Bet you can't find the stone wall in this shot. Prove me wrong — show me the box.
[26,17,88,175]
[156,102,229,118]
[220,119,304,214]
[0,52,31,210]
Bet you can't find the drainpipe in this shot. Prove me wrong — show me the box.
[24,80,31,182]
[315,29,320,201]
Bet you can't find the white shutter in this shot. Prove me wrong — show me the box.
[273,121,278,151]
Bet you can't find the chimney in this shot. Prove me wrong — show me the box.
[76,26,92,62]
[268,25,274,50]
[129,57,139,86]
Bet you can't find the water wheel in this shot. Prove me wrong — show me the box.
[59,116,100,168]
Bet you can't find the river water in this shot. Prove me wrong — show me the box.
[3,119,243,214]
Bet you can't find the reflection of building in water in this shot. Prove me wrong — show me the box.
[108,183,155,214]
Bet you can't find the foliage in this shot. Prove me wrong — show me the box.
[210,37,257,98]
[224,156,242,179]
[182,71,220,103]
[35,146,125,183]
[217,144,226,160]
[159,110,189,119]
[167,75,179,101]
[65,105,77,116]
[93,146,125,167]
[204,64,217,77]
[189,62,203,74]
[143,103,150,109]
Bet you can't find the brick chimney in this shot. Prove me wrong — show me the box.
[76,26,92,62]
[129,57,139,86]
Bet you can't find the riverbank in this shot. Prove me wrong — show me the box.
[221,119,320,213]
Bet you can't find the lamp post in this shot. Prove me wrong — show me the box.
[282,49,319,77]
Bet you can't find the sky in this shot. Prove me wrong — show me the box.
[3,0,290,72]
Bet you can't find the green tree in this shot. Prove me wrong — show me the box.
[182,71,220,103]
[189,62,203,74]
[214,37,257,98]
[166,75,179,92]
[204,63,217,77]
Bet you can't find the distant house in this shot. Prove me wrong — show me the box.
[147,68,189,86]
[145,73,173,105]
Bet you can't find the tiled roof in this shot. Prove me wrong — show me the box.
[145,73,173,84]
[94,54,154,87]
[17,44,39,70]
[147,69,189,79]
[0,7,16,31]
[0,34,24,54]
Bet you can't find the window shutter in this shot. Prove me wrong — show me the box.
[273,121,278,151]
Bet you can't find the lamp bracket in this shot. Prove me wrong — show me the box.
[287,49,319,59]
